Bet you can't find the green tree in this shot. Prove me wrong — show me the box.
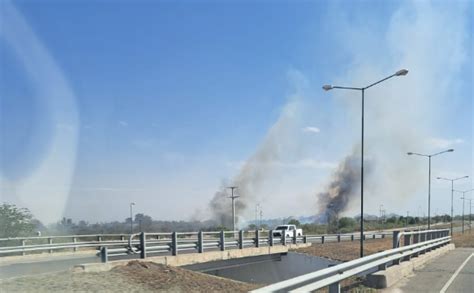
[288,219,301,226]
[338,217,356,231]
[0,203,36,238]
[247,224,257,230]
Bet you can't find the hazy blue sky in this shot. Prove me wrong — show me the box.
[1,0,472,224]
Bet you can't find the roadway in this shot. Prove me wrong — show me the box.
[0,253,99,279]
[389,247,474,292]
[0,224,464,280]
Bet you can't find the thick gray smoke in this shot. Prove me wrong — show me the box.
[317,152,361,222]
[209,185,246,228]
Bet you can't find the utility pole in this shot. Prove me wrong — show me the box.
[406,211,409,228]
[129,202,135,234]
[227,186,239,232]
[379,204,384,230]
[255,203,260,228]
[259,209,263,229]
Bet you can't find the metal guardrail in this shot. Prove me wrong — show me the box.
[252,229,451,293]
[0,234,130,256]
[392,228,450,248]
[99,230,393,263]
[0,229,393,258]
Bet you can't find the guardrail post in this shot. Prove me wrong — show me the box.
[100,246,108,263]
[172,232,178,256]
[328,282,340,293]
[198,231,204,253]
[140,232,147,259]
[48,238,53,253]
[303,235,307,244]
[337,234,341,242]
[239,230,244,249]
[393,231,400,248]
[372,234,376,239]
[73,237,77,252]
[21,239,26,256]
[293,229,297,245]
[382,234,385,239]
[269,230,274,247]
[220,231,225,251]
[321,235,325,244]
[378,263,387,270]
[255,230,260,248]
[282,232,287,246]
[351,234,354,241]
[404,234,411,246]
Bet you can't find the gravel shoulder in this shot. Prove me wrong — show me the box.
[0,261,260,293]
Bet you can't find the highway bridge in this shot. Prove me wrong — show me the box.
[1,227,471,292]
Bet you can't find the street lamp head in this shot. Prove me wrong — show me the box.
[322,85,333,91]
[407,152,413,155]
[395,69,409,76]
[447,149,454,152]
[130,202,135,206]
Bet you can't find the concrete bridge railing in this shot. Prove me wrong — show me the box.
[99,229,392,263]
[0,229,393,258]
[252,229,452,293]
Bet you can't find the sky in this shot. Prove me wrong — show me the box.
[0,0,472,225]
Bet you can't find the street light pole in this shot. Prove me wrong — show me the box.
[407,149,454,229]
[129,202,135,234]
[454,189,474,234]
[470,201,473,233]
[437,176,469,235]
[323,69,408,258]
[227,186,239,232]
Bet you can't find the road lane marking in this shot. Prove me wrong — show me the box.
[439,253,474,293]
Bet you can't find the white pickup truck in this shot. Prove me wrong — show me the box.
[272,225,303,238]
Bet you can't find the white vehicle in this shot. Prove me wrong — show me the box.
[272,225,303,238]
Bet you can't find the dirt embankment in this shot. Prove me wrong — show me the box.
[0,261,260,293]
[452,231,474,247]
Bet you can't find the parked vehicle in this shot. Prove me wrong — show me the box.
[272,225,303,238]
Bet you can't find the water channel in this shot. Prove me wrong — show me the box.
[183,252,340,284]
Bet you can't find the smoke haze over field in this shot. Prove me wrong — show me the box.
[209,87,305,226]
[315,0,471,218]
[211,0,471,224]
[1,1,470,224]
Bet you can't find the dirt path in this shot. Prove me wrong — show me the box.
[0,261,260,293]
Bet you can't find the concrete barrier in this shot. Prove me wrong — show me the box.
[364,243,455,289]
[74,242,311,273]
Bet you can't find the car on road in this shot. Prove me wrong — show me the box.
[272,225,303,238]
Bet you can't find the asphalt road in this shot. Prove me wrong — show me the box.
[393,247,474,293]
[0,254,99,279]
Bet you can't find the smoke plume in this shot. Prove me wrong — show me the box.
[317,151,361,222]
[208,77,305,226]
